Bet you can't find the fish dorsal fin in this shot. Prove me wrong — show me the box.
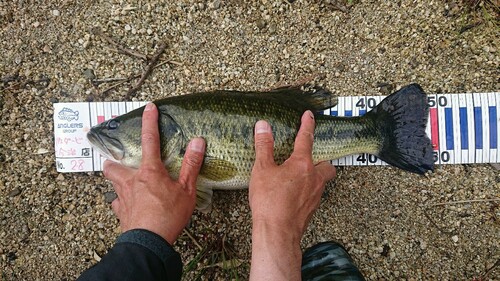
[200,156,237,182]
[269,85,338,110]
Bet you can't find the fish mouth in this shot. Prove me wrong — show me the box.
[87,129,125,161]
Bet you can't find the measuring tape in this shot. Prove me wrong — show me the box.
[53,92,499,173]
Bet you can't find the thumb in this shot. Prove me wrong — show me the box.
[254,120,275,167]
[178,138,206,192]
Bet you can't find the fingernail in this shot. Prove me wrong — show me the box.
[255,120,271,134]
[189,138,205,153]
[144,103,155,111]
[307,110,314,119]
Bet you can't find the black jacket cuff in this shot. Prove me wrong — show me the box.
[117,229,182,279]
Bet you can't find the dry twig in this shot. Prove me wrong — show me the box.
[91,28,149,61]
[183,229,203,251]
[125,42,167,99]
[99,60,177,98]
[91,77,129,86]
[423,198,500,207]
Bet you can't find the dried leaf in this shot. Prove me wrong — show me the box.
[213,258,244,270]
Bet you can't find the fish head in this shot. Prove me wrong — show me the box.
[87,113,143,167]
[87,107,184,169]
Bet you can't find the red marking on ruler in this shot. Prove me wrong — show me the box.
[112,115,117,118]
[97,116,105,124]
[430,108,439,150]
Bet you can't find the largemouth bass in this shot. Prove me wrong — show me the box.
[88,84,433,211]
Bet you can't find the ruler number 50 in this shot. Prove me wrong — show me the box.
[427,96,447,107]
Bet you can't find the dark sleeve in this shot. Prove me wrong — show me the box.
[77,229,182,281]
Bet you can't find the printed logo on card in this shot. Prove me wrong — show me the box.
[58,108,79,122]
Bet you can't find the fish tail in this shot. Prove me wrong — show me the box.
[368,83,434,174]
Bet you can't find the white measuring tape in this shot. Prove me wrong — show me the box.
[53,92,499,173]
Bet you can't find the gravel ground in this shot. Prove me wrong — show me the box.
[1,0,499,280]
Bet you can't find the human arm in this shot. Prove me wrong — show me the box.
[248,111,336,281]
[77,229,183,281]
[78,103,206,280]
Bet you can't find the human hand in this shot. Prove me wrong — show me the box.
[103,103,206,244]
[248,111,336,280]
[249,110,336,240]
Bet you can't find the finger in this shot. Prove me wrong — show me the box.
[141,103,162,165]
[254,120,275,166]
[315,161,337,183]
[292,111,315,158]
[103,160,130,186]
[178,138,206,192]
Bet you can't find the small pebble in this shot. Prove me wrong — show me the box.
[8,188,21,197]
[212,0,221,9]
[83,68,96,80]
[52,10,60,17]
[452,235,459,243]
[256,19,266,30]
[36,148,49,154]
[104,191,117,203]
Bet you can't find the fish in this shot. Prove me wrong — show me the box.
[87,83,434,211]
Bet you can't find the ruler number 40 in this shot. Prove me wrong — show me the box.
[356,154,378,163]
[356,98,377,109]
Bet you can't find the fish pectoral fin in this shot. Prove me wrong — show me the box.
[196,186,213,213]
[200,156,237,182]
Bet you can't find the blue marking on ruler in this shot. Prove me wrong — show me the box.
[459,108,468,149]
[345,110,352,117]
[331,111,338,116]
[445,108,454,150]
[489,106,497,149]
[359,110,366,116]
[474,107,483,149]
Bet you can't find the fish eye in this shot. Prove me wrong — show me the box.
[108,120,120,130]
